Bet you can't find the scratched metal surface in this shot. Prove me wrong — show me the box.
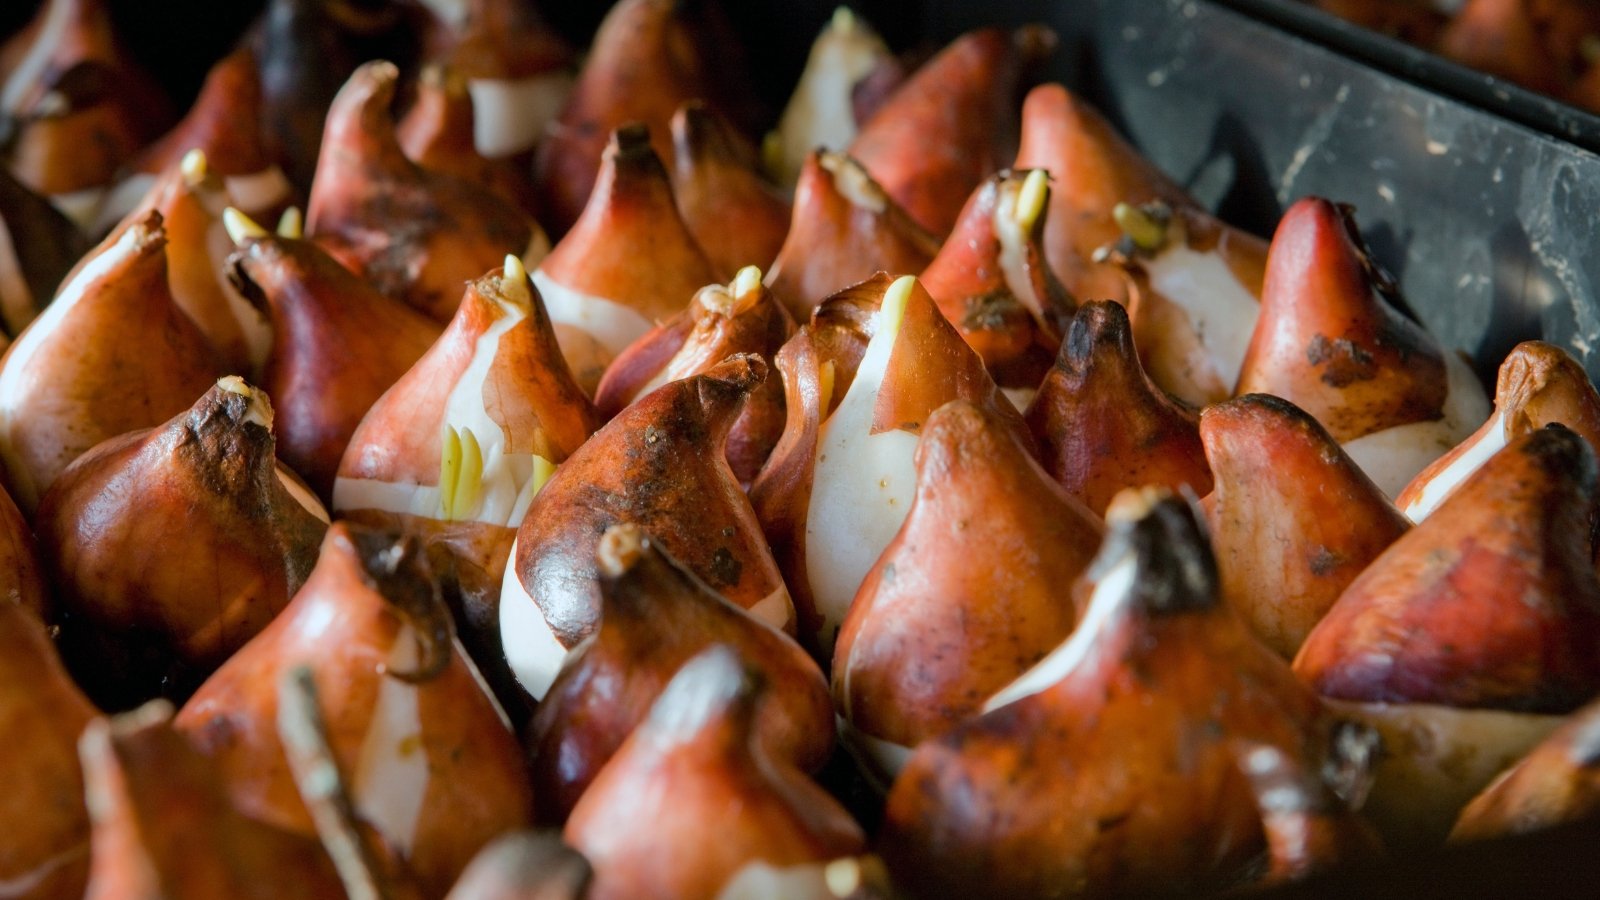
[914,0,1600,386]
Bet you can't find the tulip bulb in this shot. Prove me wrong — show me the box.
[919,168,1075,400]
[1012,83,1193,304]
[398,64,540,216]
[307,60,542,323]
[752,274,1029,656]
[1296,424,1600,844]
[878,489,1378,896]
[848,26,1056,236]
[0,210,223,513]
[1451,694,1600,843]
[529,524,832,823]
[226,212,443,499]
[834,399,1102,783]
[670,101,792,280]
[36,377,328,708]
[764,152,940,323]
[178,521,533,898]
[565,645,866,900]
[0,603,97,900]
[765,7,899,189]
[532,123,719,394]
[500,355,793,700]
[1024,300,1212,515]
[95,47,293,232]
[1236,197,1488,497]
[595,264,795,484]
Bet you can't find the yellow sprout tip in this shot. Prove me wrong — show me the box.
[180,149,209,187]
[1016,169,1049,234]
[732,265,762,299]
[438,426,463,521]
[223,207,269,246]
[453,428,484,521]
[276,207,303,239]
[880,275,916,337]
[1112,201,1168,252]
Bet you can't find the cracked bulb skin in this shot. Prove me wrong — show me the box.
[595,267,795,485]
[1295,425,1600,845]
[764,152,940,323]
[528,524,831,824]
[848,26,1055,237]
[335,260,599,716]
[1024,300,1211,516]
[1200,394,1411,659]
[79,702,347,900]
[306,61,540,324]
[176,521,533,899]
[532,124,720,396]
[226,216,443,500]
[1235,197,1488,498]
[564,646,865,900]
[833,399,1102,783]
[750,274,1031,658]
[1115,201,1269,407]
[0,603,97,900]
[878,490,1377,898]
[0,210,224,515]
[499,355,794,702]
[36,378,328,710]
[919,169,1074,399]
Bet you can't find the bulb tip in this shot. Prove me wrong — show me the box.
[733,265,763,299]
[831,6,856,32]
[1016,169,1049,234]
[880,275,917,335]
[501,255,531,306]
[596,523,645,578]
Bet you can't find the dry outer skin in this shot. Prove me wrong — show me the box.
[834,399,1101,753]
[1296,426,1600,712]
[0,604,96,900]
[176,523,532,898]
[1025,300,1212,515]
[1201,393,1410,658]
[670,101,790,280]
[528,528,830,823]
[849,26,1054,237]
[1235,197,1447,443]
[307,61,535,323]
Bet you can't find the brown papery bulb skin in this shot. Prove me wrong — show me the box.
[501,355,793,700]
[670,102,791,280]
[1296,425,1600,713]
[834,399,1102,766]
[848,26,1056,237]
[0,0,173,199]
[1024,300,1211,515]
[0,210,223,515]
[533,123,720,395]
[1235,197,1447,443]
[36,379,328,709]
[176,521,533,898]
[1012,83,1192,304]
[594,269,795,484]
[1201,393,1411,658]
[126,47,280,192]
[0,603,97,900]
[227,227,443,500]
[79,701,346,900]
[1451,695,1600,843]
[565,646,865,900]
[531,0,759,236]
[878,491,1376,897]
[529,524,831,824]
[307,60,538,323]
[919,169,1074,391]
[397,64,538,215]
[0,479,47,619]
[764,151,940,323]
